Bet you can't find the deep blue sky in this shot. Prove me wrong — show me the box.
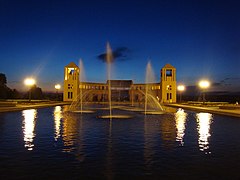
[0,0,240,92]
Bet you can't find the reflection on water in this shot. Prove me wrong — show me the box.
[106,119,114,180]
[196,112,213,153]
[54,106,62,141]
[2,106,240,179]
[159,115,176,149]
[144,116,158,170]
[62,113,78,152]
[22,109,37,151]
[175,108,187,146]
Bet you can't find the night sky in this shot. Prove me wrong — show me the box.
[0,0,240,92]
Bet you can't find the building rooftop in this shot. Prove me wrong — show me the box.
[65,62,78,68]
[163,63,175,69]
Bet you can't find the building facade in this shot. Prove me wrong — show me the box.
[63,62,176,103]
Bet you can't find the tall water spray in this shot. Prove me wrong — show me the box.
[107,43,113,118]
[97,43,132,119]
[79,59,86,114]
[145,61,156,114]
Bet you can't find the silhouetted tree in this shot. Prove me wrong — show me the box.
[0,73,7,86]
[0,73,9,99]
[0,73,22,99]
[30,85,43,100]
[0,87,7,99]
[11,89,21,99]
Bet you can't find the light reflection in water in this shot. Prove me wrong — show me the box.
[175,108,187,146]
[22,109,37,151]
[54,106,62,141]
[105,119,114,180]
[62,113,78,153]
[196,112,213,153]
[144,116,156,170]
[159,115,176,149]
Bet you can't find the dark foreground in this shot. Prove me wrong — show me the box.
[0,105,240,179]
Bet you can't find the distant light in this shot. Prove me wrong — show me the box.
[177,85,185,92]
[55,84,61,90]
[24,78,36,86]
[198,80,210,89]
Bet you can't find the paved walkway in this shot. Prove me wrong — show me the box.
[0,102,70,113]
[1,101,240,118]
[166,103,240,118]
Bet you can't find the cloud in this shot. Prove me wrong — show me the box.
[210,77,240,93]
[211,83,220,87]
[213,77,240,87]
[97,46,131,63]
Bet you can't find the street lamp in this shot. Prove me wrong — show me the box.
[198,80,210,103]
[177,85,185,103]
[55,84,61,100]
[24,78,36,102]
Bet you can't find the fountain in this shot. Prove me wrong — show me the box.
[68,47,164,116]
[143,61,165,115]
[68,59,94,114]
[112,61,166,115]
[107,42,112,118]
[98,43,132,119]
[139,89,165,114]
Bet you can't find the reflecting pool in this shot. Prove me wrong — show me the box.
[0,106,240,179]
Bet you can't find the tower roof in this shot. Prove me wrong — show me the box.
[163,63,175,69]
[65,62,78,68]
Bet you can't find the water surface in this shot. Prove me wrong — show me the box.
[0,106,240,179]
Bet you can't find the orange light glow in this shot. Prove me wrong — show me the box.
[198,80,210,89]
[24,78,36,86]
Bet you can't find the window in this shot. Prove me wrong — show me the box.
[68,68,75,75]
[68,92,73,99]
[166,69,172,76]
[166,85,172,90]
[68,84,73,89]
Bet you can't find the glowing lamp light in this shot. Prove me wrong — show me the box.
[24,78,36,86]
[177,85,185,103]
[55,84,61,90]
[198,80,210,89]
[177,85,185,92]
[54,84,61,101]
[24,78,36,102]
[198,80,210,103]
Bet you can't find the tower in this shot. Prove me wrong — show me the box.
[63,62,79,101]
[160,64,176,103]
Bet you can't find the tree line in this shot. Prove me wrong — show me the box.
[0,73,59,100]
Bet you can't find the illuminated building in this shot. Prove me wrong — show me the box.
[63,62,176,103]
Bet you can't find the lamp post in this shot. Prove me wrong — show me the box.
[24,78,36,102]
[177,85,185,103]
[198,80,210,103]
[55,84,61,101]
